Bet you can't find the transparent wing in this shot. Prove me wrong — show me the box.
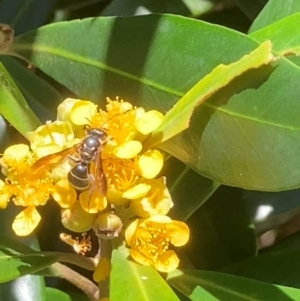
[31,145,79,171]
[90,149,107,196]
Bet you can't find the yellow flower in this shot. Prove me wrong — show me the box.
[0,144,53,235]
[27,120,79,158]
[125,215,189,273]
[0,144,34,176]
[0,97,168,238]
[130,177,173,218]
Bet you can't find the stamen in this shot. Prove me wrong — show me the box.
[60,232,92,255]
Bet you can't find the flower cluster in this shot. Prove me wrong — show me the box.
[0,97,189,273]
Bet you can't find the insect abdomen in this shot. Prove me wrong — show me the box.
[68,164,90,191]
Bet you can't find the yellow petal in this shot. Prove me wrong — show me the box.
[125,218,140,245]
[166,220,190,247]
[106,189,127,206]
[129,248,152,267]
[12,206,41,236]
[34,145,63,159]
[57,98,80,121]
[130,178,173,217]
[122,183,151,199]
[135,110,164,135]
[3,144,30,161]
[154,250,179,273]
[51,178,77,208]
[0,180,9,209]
[61,202,97,232]
[70,100,98,126]
[138,150,163,179]
[27,120,75,158]
[146,214,172,223]
[80,190,107,213]
[113,140,142,159]
[93,257,110,282]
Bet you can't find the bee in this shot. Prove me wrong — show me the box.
[32,126,108,197]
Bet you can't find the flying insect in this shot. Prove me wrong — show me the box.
[32,126,108,197]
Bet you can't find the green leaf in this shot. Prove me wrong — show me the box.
[1,56,63,120]
[0,234,95,283]
[0,207,47,301]
[250,12,300,56]
[165,156,219,221]
[10,15,264,107]
[222,248,300,288]
[234,0,267,21]
[10,15,300,191]
[0,0,56,35]
[45,288,89,301]
[167,269,300,301]
[111,245,180,301]
[0,276,46,301]
[249,0,300,33]
[0,62,41,136]
[185,186,256,270]
[144,40,274,149]
[0,235,57,283]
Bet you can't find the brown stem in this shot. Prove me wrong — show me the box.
[42,251,97,270]
[52,262,99,301]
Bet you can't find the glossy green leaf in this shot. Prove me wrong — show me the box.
[0,248,57,283]
[110,245,179,301]
[167,269,300,301]
[0,206,47,301]
[158,56,300,191]
[0,0,56,35]
[45,288,89,301]
[165,156,219,221]
[0,275,46,301]
[185,186,256,270]
[145,40,274,149]
[10,15,300,191]
[0,234,95,283]
[249,0,300,33]
[250,12,300,56]
[0,62,41,136]
[234,0,267,21]
[0,56,63,121]
[0,235,58,283]
[222,248,300,288]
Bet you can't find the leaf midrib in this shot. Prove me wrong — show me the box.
[12,43,300,132]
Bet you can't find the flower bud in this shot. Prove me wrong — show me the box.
[61,202,97,232]
[94,212,123,239]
